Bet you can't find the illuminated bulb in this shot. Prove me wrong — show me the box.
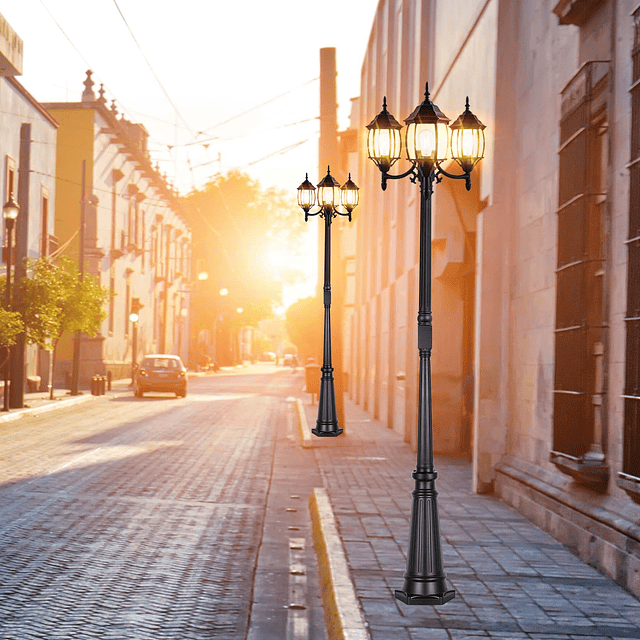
[377,131,391,157]
[462,129,475,157]
[418,128,435,157]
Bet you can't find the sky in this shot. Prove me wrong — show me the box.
[0,0,380,308]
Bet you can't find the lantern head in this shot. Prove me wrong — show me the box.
[366,97,403,173]
[2,195,19,221]
[297,173,316,214]
[340,173,359,215]
[449,97,486,173]
[404,83,450,169]
[317,167,341,211]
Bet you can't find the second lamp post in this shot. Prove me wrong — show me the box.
[366,84,485,605]
[298,167,359,436]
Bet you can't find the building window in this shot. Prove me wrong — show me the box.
[109,267,115,335]
[125,280,130,338]
[5,156,16,200]
[41,188,49,256]
[551,61,609,485]
[621,9,640,500]
[141,211,146,269]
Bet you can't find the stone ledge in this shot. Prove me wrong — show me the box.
[496,457,640,599]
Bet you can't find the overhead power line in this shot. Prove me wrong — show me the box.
[248,137,314,166]
[201,77,319,134]
[110,0,197,137]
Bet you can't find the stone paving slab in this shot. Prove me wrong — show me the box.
[303,395,640,640]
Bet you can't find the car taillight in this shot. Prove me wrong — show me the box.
[139,369,147,376]
[179,371,186,377]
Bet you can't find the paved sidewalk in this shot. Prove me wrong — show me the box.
[303,395,640,640]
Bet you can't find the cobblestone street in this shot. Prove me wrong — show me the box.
[0,367,316,640]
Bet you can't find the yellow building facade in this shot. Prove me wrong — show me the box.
[44,72,192,385]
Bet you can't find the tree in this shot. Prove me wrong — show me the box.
[0,277,27,382]
[186,170,306,321]
[14,257,108,398]
[285,296,323,364]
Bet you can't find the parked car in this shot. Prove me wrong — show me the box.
[283,353,298,368]
[134,354,188,398]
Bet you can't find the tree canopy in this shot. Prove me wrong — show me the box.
[14,256,108,350]
[186,170,306,328]
[285,296,323,364]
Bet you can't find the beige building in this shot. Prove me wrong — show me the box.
[0,12,58,402]
[348,0,640,598]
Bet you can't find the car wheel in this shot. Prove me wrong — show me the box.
[135,387,143,398]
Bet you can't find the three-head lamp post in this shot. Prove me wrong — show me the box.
[366,83,485,605]
[297,167,359,436]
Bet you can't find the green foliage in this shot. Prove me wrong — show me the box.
[0,306,23,348]
[285,296,323,363]
[14,256,108,350]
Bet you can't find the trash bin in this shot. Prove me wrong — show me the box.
[305,362,321,401]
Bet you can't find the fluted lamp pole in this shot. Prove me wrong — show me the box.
[366,84,485,605]
[297,167,359,436]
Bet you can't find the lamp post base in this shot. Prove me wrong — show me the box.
[395,589,455,606]
[312,423,343,437]
[313,369,342,437]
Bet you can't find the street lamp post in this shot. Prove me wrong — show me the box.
[129,297,142,383]
[129,313,139,382]
[366,84,485,605]
[297,167,359,436]
[2,196,19,412]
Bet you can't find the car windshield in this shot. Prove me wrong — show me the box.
[142,358,179,369]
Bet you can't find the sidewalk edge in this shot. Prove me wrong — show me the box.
[296,398,313,448]
[0,394,93,424]
[309,487,370,640]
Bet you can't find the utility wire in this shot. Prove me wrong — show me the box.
[201,77,319,134]
[247,137,313,166]
[110,0,196,137]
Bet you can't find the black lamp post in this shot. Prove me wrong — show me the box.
[297,167,359,436]
[366,84,485,605]
[2,196,19,412]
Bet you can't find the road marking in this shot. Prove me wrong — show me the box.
[287,537,308,640]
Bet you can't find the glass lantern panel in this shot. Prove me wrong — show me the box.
[435,122,449,161]
[297,187,315,209]
[318,185,339,207]
[368,128,401,163]
[407,122,448,162]
[341,187,359,209]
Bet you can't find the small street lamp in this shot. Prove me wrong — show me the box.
[297,167,359,436]
[2,196,19,412]
[366,84,485,605]
[129,298,142,382]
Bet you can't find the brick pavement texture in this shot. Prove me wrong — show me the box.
[306,397,640,640]
[0,390,283,640]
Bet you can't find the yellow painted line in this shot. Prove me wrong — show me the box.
[309,488,370,640]
[295,398,313,448]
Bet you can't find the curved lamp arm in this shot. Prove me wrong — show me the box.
[378,165,419,191]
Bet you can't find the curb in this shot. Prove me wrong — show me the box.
[296,398,313,448]
[0,393,94,424]
[309,488,370,640]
